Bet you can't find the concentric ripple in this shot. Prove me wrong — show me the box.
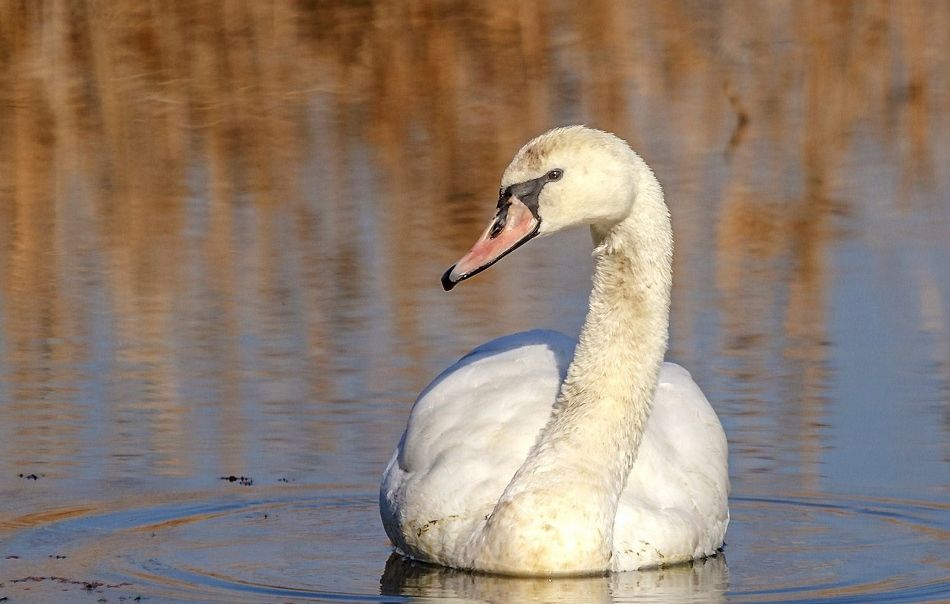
[1,488,947,603]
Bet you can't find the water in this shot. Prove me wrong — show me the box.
[1,2,948,602]
[1,490,947,602]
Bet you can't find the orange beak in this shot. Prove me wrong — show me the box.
[441,197,540,291]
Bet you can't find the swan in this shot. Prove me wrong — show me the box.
[380,125,729,576]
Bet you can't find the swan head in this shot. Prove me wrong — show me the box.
[442,125,646,291]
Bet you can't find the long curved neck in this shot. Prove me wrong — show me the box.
[469,167,673,575]
[562,171,673,494]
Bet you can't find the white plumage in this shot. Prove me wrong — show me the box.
[380,126,729,575]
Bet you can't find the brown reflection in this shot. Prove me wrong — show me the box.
[0,504,94,532]
[0,1,946,517]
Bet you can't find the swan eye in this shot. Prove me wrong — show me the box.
[547,169,563,181]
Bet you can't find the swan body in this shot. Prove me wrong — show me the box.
[380,126,729,575]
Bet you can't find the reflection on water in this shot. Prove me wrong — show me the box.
[381,553,729,603]
[0,490,944,603]
[0,1,948,602]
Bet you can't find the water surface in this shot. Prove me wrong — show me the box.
[0,2,948,602]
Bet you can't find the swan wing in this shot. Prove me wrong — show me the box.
[612,362,730,570]
[380,330,575,564]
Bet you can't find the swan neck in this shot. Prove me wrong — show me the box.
[561,182,673,479]
[470,168,673,574]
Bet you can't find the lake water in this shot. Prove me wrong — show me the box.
[0,2,947,602]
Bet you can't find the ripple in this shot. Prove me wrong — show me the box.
[1,489,946,602]
[725,494,949,604]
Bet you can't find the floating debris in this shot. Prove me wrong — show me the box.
[219,475,253,486]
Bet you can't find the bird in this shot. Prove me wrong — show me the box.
[380,125,729,576]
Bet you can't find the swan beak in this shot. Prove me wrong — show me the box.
[441,198,540,291]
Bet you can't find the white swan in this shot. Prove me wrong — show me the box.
[380,126,729,576]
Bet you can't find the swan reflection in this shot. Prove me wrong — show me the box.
[380,552,728,603]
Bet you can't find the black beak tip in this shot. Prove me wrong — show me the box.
[441,266,457,291]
